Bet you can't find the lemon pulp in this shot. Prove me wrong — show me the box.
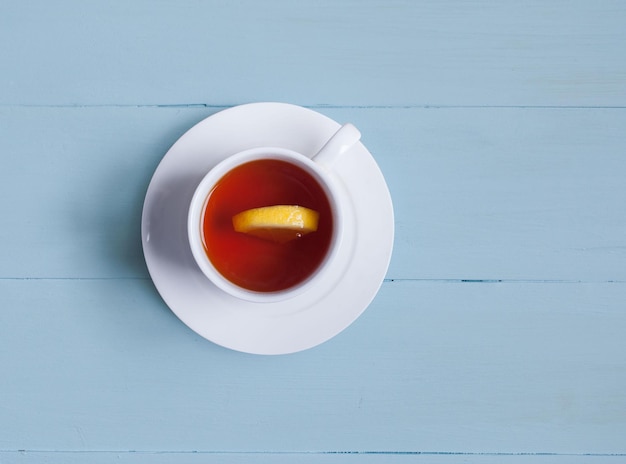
[232,205,319,244]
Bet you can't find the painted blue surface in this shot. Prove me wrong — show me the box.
[1,1,625,462]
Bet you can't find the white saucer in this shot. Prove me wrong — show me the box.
[141,102,394,354]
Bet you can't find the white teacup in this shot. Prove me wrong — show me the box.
[188,123,361,303]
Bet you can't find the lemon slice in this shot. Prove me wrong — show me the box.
[232,205,319,244]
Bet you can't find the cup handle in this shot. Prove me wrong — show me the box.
[312,123,361,169]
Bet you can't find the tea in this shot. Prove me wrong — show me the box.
[201,159,333,292]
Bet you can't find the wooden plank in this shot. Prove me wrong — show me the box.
[0,0,624,107]
[1,106,624,281]
[2,451,625,464]
[1,279,624,454]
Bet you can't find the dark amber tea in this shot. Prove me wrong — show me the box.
[202,159,333,292]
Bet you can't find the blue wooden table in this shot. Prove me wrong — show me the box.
[1,1,625,462]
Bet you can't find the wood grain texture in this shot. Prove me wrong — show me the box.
[1,0,625,461]
[2,452,625,464]
[1,106,624,281]
[1,280,624,454]
[1,0,625,107]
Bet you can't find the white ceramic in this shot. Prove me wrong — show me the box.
[187,124,360,303]
[141,102,394,355]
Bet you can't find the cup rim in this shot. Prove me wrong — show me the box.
[188,147,345,303]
